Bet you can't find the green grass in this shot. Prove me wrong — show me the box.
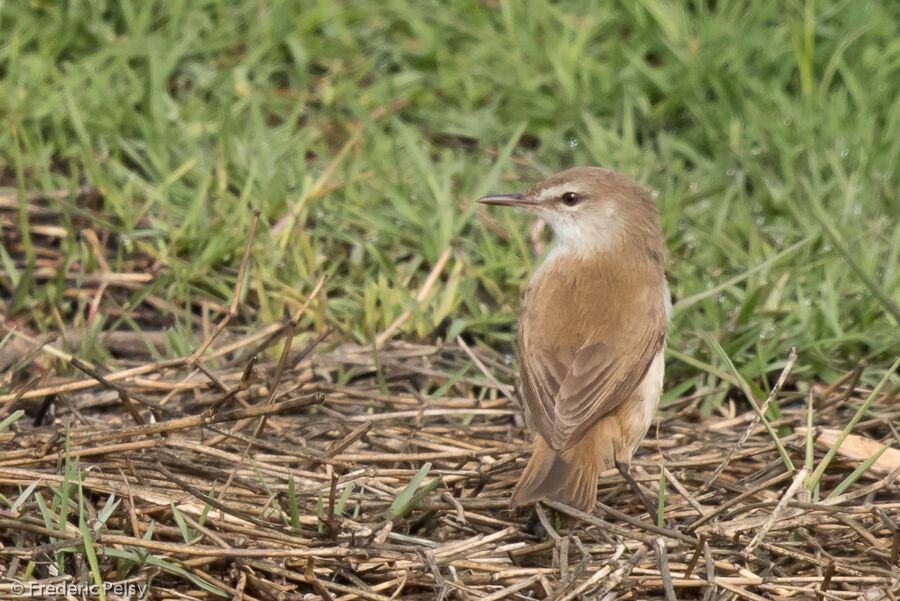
[1,0,898,403]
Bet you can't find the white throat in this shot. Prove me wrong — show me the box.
[537,202,626,258]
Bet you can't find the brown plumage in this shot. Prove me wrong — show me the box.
[479,167,669,512]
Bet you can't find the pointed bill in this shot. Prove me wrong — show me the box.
[477,193,534,208]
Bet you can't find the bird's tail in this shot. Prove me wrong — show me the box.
[510,433,603,513]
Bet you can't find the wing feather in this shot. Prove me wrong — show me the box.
[550,322,665,448]
[517,270,667,452]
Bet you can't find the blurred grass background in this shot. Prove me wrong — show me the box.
[1,0,897,408]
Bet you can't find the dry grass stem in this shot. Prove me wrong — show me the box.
[3,328,898,599]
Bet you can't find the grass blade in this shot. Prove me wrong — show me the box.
[805,390,818,499]
[807,198,900,326]
[672,237,813,314]
[79,481,107,601]
[97,494,120,528]
[170,502,193,543]
[390,462,433,518]
[10,479,39,514]
[288,478,301,532]
[807,355,900,490]
[701,331,794,472]
[826,445,890,500]
[657,468,666,529]
[0,409,25,433]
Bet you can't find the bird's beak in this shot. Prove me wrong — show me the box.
[477,193,534,208]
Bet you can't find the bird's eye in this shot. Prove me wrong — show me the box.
[561,192,580,206]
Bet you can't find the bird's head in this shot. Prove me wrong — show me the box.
[478,166,664,259]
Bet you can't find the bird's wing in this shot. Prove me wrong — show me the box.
[519,302,666,452]
[518,339,566,438]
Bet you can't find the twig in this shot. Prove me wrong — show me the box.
[655,537,677,601]
[690,470,793,530]
[745,466,809,553]
[58,393,320,445]
[306,557,335,601]
[593,501,697,545]
[833,360,866,406]
[189,210,260,361]
[699,346,797,493]
[535,503,562,541]
[543,501,669,546]
[701,539,717,601]
[555,544,625,601]
[456,335,515,398]
[683,534,705,579]
[663,466,706,518]
[716,581,772,601]
[478,575,540,601]
[817,562,835,601]
[595,545,648,601]
[375,246,452,348]
[0,321,287,404]
[67,356,164,420]
[224,274,326,443]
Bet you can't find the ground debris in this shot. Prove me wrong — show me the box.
[1,340,898,600]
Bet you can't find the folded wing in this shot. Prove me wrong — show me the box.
[519,298,666,451]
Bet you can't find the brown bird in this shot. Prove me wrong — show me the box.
[479,167,670,513]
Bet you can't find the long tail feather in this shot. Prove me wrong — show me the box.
[511,435,599,513]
